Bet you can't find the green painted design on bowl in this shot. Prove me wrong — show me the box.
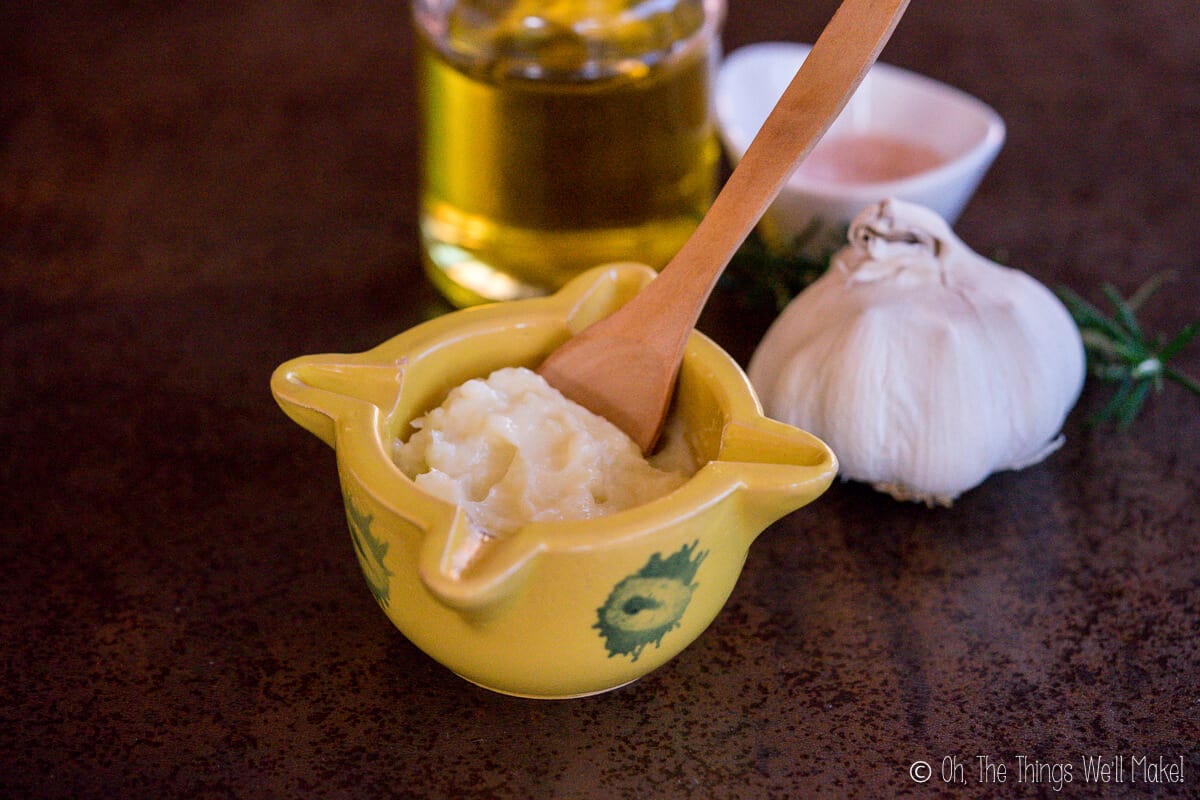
[345,495,392,608]
[594,541,708,661]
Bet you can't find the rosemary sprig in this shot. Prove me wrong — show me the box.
[720,231,1198,429]
[1057,272,1200,429]
[719,230,832,314]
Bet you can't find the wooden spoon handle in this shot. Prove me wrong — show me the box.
[540,0,910,451]
[641,0,912,340]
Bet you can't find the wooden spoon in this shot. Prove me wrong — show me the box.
[539,0,911,452]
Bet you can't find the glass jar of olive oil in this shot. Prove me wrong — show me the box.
[413,0,726,306]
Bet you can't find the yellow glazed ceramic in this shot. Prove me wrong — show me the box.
[271,264,836,698]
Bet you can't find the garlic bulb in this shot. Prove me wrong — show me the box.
[747,198,1085,506]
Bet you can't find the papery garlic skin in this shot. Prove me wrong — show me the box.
[747,199,1085,505]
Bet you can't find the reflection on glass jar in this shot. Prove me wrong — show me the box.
[414,0,725,307]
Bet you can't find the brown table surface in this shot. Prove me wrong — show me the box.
[3,1,1198,798]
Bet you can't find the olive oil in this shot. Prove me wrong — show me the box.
[414,1,723,306]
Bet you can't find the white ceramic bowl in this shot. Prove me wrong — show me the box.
[716,42,1006,259]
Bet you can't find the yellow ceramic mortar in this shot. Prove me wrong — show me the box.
[271,264,836,698]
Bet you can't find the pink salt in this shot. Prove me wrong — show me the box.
[796,133,943,184]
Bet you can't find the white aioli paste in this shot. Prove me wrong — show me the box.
[395,367,692,539]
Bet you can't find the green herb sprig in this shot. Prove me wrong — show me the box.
[1057,272,1200,429]
[719,231,1198,429]
[719,231,831,314]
